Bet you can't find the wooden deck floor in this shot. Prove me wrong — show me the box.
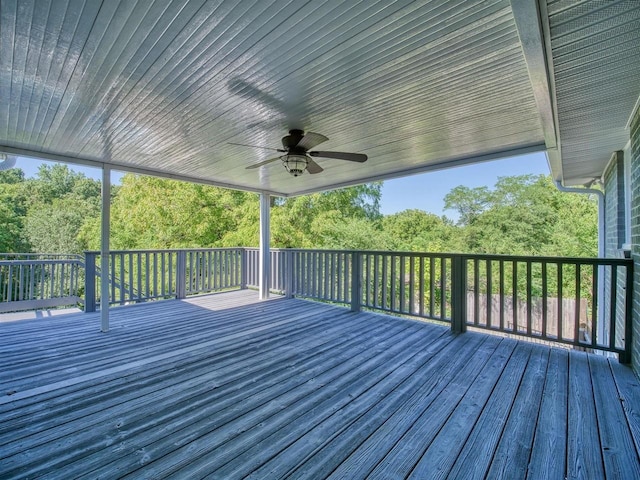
[1,290,639,479]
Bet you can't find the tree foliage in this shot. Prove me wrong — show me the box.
[0,169,29,252]
[444,175,597,256]
[1,167,597,260]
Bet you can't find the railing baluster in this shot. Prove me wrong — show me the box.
[136,253,142,301]
[591,263,597,348]
[49,263,54,300]
[399,255,405,313]
[429,257,435,318]
[622,264,633,364]
[486,259,492,328]
[381,254,388,310]
[574,263,581,345]
[338,253,344,303]
[409,256,415,315]
[609,264,618,350]
[419,256,425,317]
[557,263,563,340]
[512,261,518,333]
[541,261,548,339]
[373,254,379,308]
[324,252,329,299]
[128,253,133,302]
[160,253,166,297]
[440,257,446,320]
[526,260,532,336]
[473,258,479,326]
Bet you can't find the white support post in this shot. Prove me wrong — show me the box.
[100,165,111,332]
[259,193,271,300]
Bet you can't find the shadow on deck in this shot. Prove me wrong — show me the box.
[1,290,639,479]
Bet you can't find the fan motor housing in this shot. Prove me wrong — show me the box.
[282,129,305,150]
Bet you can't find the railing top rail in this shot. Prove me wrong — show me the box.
[243,248,631,265]
[0,259,83,266]
[5,249,628,266]
[456,253,632,265]
[84,247,244,255]
[0,253,83,260]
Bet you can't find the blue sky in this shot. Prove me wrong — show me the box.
[14,151,550,219]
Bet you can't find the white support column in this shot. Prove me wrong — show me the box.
[100,165,111,332]
[259,193,271,300]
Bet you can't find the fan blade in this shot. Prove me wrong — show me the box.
[0,154,17,171]
[245,157,281,169]
[229,142,284,152]
[296,132,328,150]
[308,151,367,162]
[306,158,324,174]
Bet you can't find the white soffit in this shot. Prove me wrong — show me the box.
[546,0,640,186]
[0,0,546,196]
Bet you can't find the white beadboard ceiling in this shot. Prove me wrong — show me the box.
[0,0,637,195]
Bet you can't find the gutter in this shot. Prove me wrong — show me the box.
[555,180,606,349]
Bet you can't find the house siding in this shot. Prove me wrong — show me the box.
[604,151,626,254]
[603,151,628,352]
[630,104,640,374]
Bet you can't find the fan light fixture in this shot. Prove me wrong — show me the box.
[281,154,308,177]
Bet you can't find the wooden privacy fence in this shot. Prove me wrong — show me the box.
[466,293,589,342]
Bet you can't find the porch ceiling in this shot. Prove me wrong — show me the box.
[0,0,637,195]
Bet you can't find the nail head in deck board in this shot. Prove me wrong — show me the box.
[309,333,490,480]
[567,350,605,479]
[407,338,519,479]
[589,355,640,478]
[485,346,550,479]
[526,348,569,480]
[447,342,534,479]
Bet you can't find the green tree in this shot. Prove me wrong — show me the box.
[21,165,102,253]
[84,174,254,250]
[0,169,30,252]
[443,175,597,256]
[382,209,460,252]
[219,183,384,249]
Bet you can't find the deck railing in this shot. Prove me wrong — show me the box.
[0,255,84,312]
[0,248,632,361]
[460,254,632,360]
[84,248,244,309]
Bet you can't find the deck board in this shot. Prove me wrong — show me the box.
[526,348,569,479]
[0,289,639,479]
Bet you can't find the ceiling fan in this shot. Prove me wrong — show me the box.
[230,129,367,177]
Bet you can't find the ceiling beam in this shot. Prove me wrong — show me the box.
[510,0,557,149]
[510,0,562,180]
[0,145,282,197]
